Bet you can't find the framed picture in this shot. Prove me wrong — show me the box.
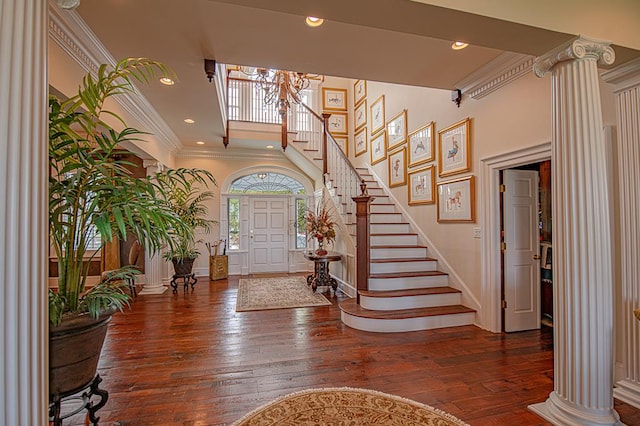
[354,79,367,106]
[387,109,407,150]
[408,165,435,205]
[370,130,387,165]
[327,112,348,135]
[408,122,435,167]
[333,136,348,156]
[322,87,347,111]
[388,147,407,188]
[438,117,471,177]
[370,95,385,135]
[355,127,368,157]
[354,100,367,131]
[437,176,475,222]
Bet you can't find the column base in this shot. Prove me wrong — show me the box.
[138,284,168,295]
[529,392,622,426]
[614,379,640,410]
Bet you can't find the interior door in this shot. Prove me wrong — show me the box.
[249,197,288,273]
[503,169,540,332]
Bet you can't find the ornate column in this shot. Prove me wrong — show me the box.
[603,57,640,409]
[529,37,619,425]
[0,0,48,423]
[139,160,168,294]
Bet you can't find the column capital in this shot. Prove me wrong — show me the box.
[534,36,615,77]
[143,160,165,174]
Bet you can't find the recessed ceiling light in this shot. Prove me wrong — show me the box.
[266,145,274,149]
[452,41,469,50]
[196,141,205,145]
[159,77,175,86]
[305,16,324,27]
[184,118,195,124]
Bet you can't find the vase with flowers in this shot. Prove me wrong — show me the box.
[304,203,336,256]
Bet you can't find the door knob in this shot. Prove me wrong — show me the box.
[533,254,541,260]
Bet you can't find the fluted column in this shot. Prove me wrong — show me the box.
[529,37,620,425]
[0,0,48,424]
[139,160,168,294]
[603,57,640,409]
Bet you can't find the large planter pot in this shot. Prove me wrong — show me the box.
[49,309,114,399]
[172,257,195,276]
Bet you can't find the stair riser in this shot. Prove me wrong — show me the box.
[371,247,428,259]
[370,223,411,234]
[370,204,396,214]
[371,196,391,204]
[370,260,437,274]
[371,235,418,246]
[341,311,475,333]
[370,213,403,223]
[360,293,461,310]
[369,274,449,290]
[366,188,385,195]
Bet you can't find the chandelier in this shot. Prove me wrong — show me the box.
[241,67,314,116]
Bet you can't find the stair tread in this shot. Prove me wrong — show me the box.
[303,148,319,152]
[370,270,447,279]
[371,245,428,249]
[360,286,461,298]
[340,299,475,320]
[370,257,437,263]
[371,221,410,225]
[371,232,417,236]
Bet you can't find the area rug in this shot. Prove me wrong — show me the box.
[232,387,469,425]
[235,276,331,312]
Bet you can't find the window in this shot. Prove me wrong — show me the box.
[228,198,240,250]
[295,198,307,249]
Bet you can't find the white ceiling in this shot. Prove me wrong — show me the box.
[72,0,639,152]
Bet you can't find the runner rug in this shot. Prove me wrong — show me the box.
[231,387,469,425]
[235,276,331,312]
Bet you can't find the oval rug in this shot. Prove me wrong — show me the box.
[232,387,469,425]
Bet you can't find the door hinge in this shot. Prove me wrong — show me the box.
[502,300,507,309]
[499,184,506,192]
[501,241,506,252]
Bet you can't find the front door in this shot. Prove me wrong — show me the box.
[503,169,540,332]
[249,197,288,273]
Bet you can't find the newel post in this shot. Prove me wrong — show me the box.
[353,183,374,304]
[321,113,331,178]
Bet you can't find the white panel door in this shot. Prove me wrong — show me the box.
[249,198,288,273]
[503,169,540,332]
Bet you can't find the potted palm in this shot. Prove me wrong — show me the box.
[158,173,217,277]
[48,58,209,402]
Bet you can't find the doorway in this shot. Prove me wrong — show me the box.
[249,197,288,273]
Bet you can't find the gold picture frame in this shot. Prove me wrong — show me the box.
[354,79,367,106]
[322,87,347,111]
[438,117,471,177]
[388,147,407,188]
[437,175,475,222]
[370,130,387,165]
[408,165,435,205]
[355,127,368,157]
[408,122,435,167]
[387,109,407,151]
[327,112,348,135]
[370,95,385,135]
[333,136,348,156]
[354,100,367,131]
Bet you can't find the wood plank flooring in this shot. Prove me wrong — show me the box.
[72,273,640,425]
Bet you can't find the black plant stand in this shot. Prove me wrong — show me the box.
[49,374,108,426]
[170,272,197,293]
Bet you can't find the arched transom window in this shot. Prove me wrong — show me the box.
[229,172,305,194]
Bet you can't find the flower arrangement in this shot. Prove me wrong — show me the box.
[305,203,336,246]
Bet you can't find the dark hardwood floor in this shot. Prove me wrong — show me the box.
[73,273,639,425]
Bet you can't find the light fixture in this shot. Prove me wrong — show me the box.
[266,145,274,149]
[160,77,175,86]
[184,118,195,124]
[305,16,324,27]
[452,41,469,50]
[257,173,268,180]
[55,0,80,9]
[239,67,318,117]
[196,141,205,145]
[204,59,216,83]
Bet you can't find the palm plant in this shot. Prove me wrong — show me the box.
[48,58,209,326]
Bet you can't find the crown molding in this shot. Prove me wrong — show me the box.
[456,52,535,100]
[48,2,182,154]
[601,56,640,92]
[177,146,287,160]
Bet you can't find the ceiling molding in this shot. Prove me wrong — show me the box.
[48,2,182,153]
[177,147,287,160]
[456,52,535,100]
[601,56,640,92]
